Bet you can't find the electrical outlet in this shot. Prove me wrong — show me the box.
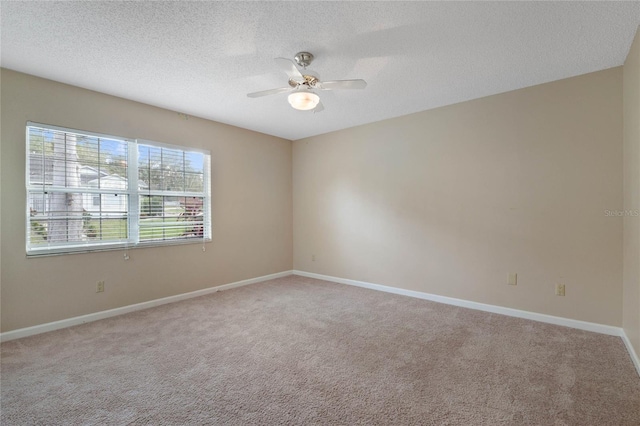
[555,284,565,296]
[312,254,316,261]
[96,281,105,293]
[508,273,517,286]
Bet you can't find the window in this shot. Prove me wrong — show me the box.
[137,142,208,243]
[26,123,211,256]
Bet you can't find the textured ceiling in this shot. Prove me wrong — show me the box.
[2,1,640,141]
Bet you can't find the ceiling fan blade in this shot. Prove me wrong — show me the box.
[313,101,324,113]
[318,79,367,90]
[247,87,291,98]
[274,57,303,79]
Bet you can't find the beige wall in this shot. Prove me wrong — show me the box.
[0,62,630,333]
[294,68,623,326]
[0,69,293,332]
[623,27,640,355]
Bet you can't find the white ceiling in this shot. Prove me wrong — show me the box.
[2,1,640,141]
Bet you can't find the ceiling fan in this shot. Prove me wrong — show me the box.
[247,51,367,112]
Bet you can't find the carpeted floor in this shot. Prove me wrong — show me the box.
[1,275,639,425]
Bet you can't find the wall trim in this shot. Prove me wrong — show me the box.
[293,270,623,336]
[0,270,294,343]
[621,330,640,377]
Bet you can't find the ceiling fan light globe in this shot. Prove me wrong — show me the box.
[288,91,320,111]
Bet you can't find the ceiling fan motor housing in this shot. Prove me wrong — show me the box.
[289,75,319,89]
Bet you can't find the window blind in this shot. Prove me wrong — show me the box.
[26,123,211,256]
[27,124,131,254]
[137,142,209,244]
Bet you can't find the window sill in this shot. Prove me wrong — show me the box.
[26,237,213,258]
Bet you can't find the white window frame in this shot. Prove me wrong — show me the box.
[26,122,212,256]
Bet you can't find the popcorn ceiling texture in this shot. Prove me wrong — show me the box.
[1,1,639,140]
[1,276,639,425]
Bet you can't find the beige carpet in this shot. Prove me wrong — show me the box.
[1,275,639,425]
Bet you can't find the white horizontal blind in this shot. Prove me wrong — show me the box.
[26,124,131,254]
[137,142,209,243]
[26,123,211,256]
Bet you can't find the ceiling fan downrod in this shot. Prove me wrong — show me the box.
[294,51,314,68]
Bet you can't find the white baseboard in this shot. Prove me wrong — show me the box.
[292,270,622,336]
[621,330,640,377]
[0,270,294,343]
